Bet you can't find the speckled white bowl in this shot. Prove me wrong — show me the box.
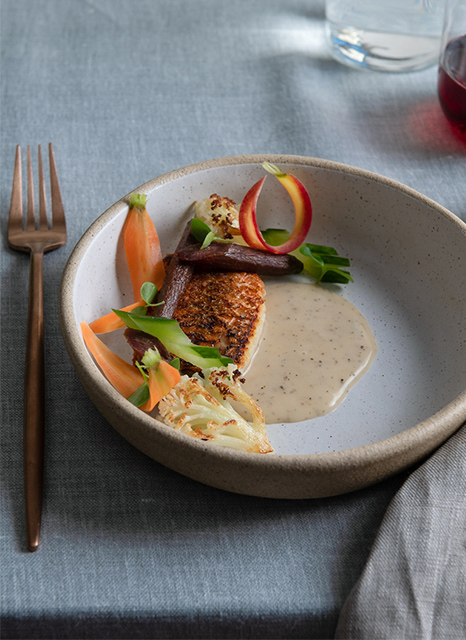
[59,155,466,498]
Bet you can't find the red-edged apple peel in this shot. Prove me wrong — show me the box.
[239,162,312,255]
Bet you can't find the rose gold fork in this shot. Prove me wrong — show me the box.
[8,144,66,552]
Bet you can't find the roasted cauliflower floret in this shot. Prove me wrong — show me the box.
[194,194,241,239]
[158,365,273,453]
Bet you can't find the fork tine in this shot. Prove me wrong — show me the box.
[38,145,48,230]
[26,146,35,230]
[48,143,66,233]
[8,145,23,239]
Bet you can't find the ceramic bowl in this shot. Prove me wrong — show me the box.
[59,155,466,499]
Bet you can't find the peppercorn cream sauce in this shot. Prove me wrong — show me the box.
[242,282,377,424]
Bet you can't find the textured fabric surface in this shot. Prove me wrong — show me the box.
[336,426,466,640]
[1,1,465,639]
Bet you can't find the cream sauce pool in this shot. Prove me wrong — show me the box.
[243,282,377,424]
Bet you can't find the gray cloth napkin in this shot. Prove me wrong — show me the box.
[335,425,466,640]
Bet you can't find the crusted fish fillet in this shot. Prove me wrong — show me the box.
[173,270,265,371]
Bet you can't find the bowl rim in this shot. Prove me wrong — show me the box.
[59,153,466,484]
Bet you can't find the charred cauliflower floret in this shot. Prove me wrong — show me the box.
[194,194,241,239]
[158,365,273,454]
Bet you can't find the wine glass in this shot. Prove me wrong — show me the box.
[438,0,466,140]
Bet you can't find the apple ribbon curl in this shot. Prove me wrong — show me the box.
[239,162,313,255]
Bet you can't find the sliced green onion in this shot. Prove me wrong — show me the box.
[261,228,353,284]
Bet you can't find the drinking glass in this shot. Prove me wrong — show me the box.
[438,0,466,139]
[325,0,446,72]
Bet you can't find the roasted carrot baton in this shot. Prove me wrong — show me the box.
[81,322,143,397]
[89,300,145,334]
[124,193,165,299]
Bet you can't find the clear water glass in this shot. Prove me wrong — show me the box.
[325,0,446,72]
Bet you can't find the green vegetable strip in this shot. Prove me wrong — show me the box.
[127,362,150,407]
[127,382,150,407]
[261,228,353,284]
[302,243,338,256]
[320,270,352,284]
[113,310,233,369]
[299,244,353,283]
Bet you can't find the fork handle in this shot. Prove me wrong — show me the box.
[24,250,45,552]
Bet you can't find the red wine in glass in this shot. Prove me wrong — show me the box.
[438,34,466,139]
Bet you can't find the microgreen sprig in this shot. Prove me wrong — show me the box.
[140,282,161,305]
[129,282,165,318]
[190,218,231,249]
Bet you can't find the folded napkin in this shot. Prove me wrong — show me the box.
[335,424,466,640]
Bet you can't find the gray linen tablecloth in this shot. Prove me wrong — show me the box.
[1,1,465,638]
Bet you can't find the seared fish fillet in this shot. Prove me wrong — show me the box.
[173,271,265,371]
